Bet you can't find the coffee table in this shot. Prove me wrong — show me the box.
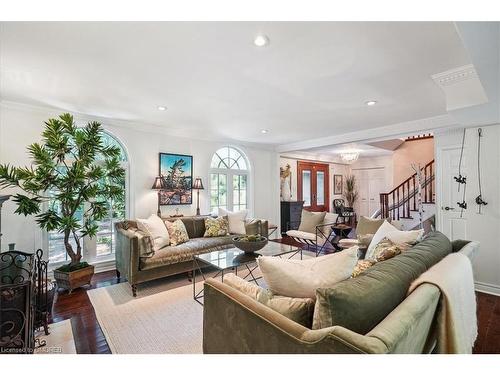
[192,241,301,305]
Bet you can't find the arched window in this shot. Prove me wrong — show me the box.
[47,131,129,265]
[209,147,249,214]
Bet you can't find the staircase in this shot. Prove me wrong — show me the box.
[374,160,435,227]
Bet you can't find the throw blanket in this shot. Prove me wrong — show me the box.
[408,253,477,354]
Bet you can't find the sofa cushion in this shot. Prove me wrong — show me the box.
[223,273,315,328]
[257,246,358,299]
[298,210,326,234]
[139,236,233,270]
[356,216,385,237]
[219,208,248,235]
[204,217,229,237]
[137,214,170,251]
[312,231,452,333]
[165,219,190,246]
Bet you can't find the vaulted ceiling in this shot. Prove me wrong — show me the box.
[0,22,474,146]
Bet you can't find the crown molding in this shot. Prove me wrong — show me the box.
[431,64,477,87]
[0,100,276,151]
[276,114,458,153]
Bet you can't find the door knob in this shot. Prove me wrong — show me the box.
[443,206,455,211]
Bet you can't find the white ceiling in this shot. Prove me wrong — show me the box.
[0,22,472,145]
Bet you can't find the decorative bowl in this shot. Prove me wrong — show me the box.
[231,235,268,253]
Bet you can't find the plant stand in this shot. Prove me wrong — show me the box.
[54,265,94,293]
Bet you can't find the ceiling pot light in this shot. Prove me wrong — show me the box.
[365,100,377,106]
[261,129,268,134]
[157,106,167,111]
[339,150,360,164]
[254,35,270,47]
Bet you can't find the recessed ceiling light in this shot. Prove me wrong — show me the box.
[365,100,377,106]
[254,35,270,47]
[157,106,167,111]
[261,129,269,134]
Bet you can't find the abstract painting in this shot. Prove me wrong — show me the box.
[159,153,193,205]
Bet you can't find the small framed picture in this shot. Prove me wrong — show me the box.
[334,175,343,195]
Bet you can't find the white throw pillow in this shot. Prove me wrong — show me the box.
[257,246,358,299]
[365,220,398,259]
[386,229,424,245]
[218,207,248,235]
[137,214,170,251]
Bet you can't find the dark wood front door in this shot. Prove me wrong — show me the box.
[297,161,329,212]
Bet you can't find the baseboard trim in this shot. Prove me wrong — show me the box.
[475,281,500,297]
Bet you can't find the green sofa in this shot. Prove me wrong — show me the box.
[115,216,268,297]
[202,232,479,354]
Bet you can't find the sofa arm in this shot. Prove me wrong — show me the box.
[202,278,386,354]
[115,225,141,284]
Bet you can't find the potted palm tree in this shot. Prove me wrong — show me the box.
[0,113,125,293]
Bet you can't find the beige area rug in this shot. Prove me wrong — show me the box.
[88,252,309,354]
[35,319,76,354]
[88,278,208,354]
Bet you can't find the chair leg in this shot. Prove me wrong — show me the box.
[116,269,121,281]
[187,270,193,282]
[131,284,137,297]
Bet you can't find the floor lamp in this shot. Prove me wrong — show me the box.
[192,177,204,216]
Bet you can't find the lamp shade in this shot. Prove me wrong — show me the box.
[151,176,167,190]
[192,177,204,190]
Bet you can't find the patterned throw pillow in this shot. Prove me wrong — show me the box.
[204,217,229,237]
[165,219,189,246]
[351,238,411,278]
[351,259,377,278]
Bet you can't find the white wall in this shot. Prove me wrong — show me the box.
[0,103,280,254]
[435,125,500,295]
[279,155,349,211]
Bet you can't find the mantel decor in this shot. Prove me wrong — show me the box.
[0,113,125,293]
[159,153,193,205]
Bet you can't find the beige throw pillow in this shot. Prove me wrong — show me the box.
[223,273,315,327]
[165,219,189,246]
[257,246,358,299]
[356,216,385,236]
[137,214,170,251]
[298,210,327,234]
[385,229,424,245]
[218,207,248,234]
[365,220,398,259]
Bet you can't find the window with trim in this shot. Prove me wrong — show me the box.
[209,147,249,214]
[47,131,129,265]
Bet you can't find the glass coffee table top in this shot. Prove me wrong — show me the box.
[194,241,300,270]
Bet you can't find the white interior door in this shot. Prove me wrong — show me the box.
[353,168,385,218]
[368,173,385,216]
[437,147,467,240]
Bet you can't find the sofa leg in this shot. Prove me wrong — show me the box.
[131,284,137,297]
[187,270,193,282]
[116,269,121,281]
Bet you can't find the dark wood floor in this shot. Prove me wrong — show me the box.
[50,239,500,354]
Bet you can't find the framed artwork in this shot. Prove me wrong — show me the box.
[159,153,193,205]
[334,174,343,195]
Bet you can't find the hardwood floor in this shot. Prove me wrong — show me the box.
[50,246,500,354]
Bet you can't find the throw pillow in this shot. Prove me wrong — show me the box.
[356,216,385,236]
[257,246,358,299]
[204,217,229,237]
[245,219,262,235]
[351,259,377,278]
[298,210,327,234]
[357,233,374,248]
[218,207,248,234]
[137,214,170,251]
[223,273,315,328]
[385,229,424,245]
[165,219,189,246]
[365,220,398,259]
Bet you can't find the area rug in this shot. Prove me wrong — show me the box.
[88,279,206,354]
[35,319,77,354]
